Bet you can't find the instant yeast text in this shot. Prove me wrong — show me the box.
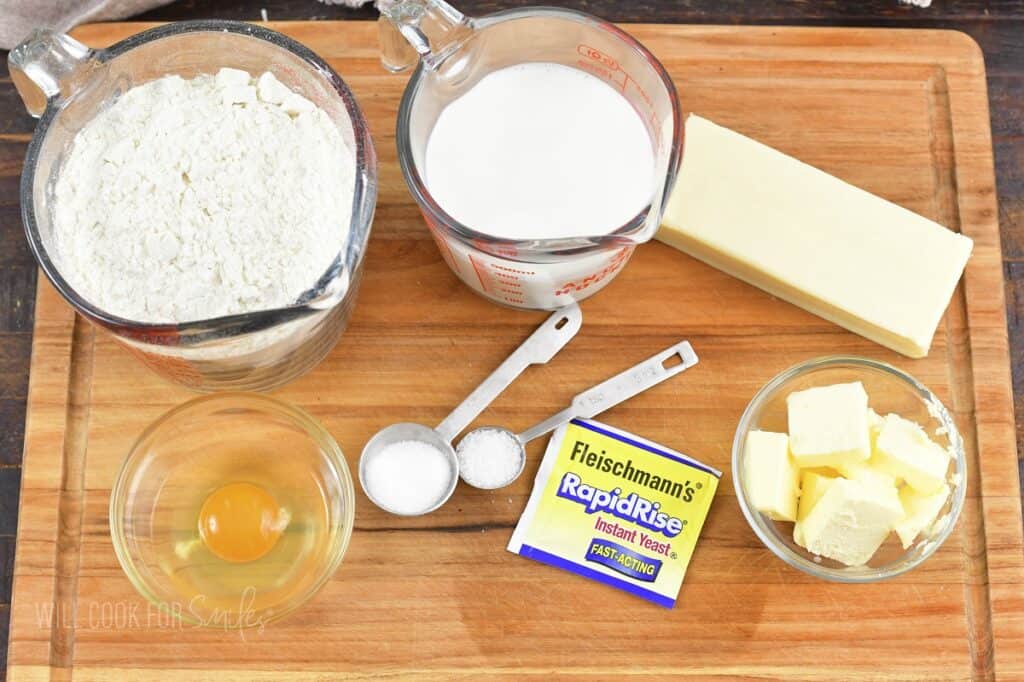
[508,419,719,607]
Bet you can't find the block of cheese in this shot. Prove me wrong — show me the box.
[787,382,870,470]
[743,430,799,521]
[658,114,973,358]
[799,477,904,566]
[895,484,951,548]
[793,470,837,546]
[873,413,951,493]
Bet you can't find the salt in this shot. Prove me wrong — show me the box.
[363,440,454,514]
[457,429,524,489]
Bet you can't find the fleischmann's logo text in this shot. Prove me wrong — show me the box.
[569,440,697,501]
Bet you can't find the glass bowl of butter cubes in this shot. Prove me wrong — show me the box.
[733,356,966,582]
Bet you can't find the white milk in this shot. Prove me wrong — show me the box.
[424,63,655,240]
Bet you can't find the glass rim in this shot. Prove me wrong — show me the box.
[20,20,378,342]
[731,355,968,583]
[394,6,684,261]
[108,392,356,627]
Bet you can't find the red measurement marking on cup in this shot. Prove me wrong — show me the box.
[576,44,662,147]
[490,263,536,275]
[471,238,521,260]
[577,44,628,92]
[467,253,491,293]
[554,247,631,297]
[491,269,525,304]
[483,260,530,305]
[577,44,620,71]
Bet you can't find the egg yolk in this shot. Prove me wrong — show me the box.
[197,482,286,563]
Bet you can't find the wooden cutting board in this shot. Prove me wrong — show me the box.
[9,21,1024,681]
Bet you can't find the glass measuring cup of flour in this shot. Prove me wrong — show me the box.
[10,21,377,391]
[457,340,699,489]
[359,303,581,515]
[378,1,682,310]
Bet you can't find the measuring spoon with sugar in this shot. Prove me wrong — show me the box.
[455,341,699,490]
[359,303,582,516]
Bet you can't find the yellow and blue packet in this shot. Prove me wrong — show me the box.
[508,417,719,607]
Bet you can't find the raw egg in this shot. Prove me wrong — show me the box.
[197,482,287,563]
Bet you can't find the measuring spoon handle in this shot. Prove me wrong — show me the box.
[435,303,583,442]
[518,340,699,443]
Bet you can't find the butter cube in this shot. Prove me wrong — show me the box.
[846,463,898,490]
[797,477,904,566]
[867,408,885,446]
[743,431,799,522]
[793,470,837,546]
[873,414,950,493]
[836,410,898,480]
[836,455,898,486]
[787,382,871,470]
[895,484,950,548]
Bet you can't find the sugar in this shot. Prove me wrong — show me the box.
[364,440,454,514]
[457,429,524,489]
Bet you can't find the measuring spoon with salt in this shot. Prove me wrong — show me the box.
[456,340,699,490]
[359,303,582,516]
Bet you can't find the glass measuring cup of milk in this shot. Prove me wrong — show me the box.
[10,21,377,391]
[379,1,682,310]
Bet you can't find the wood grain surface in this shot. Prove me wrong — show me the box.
[3,19,1021,681]
[1,2,1023,677]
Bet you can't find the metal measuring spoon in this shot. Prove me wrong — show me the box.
[359,303,583,515]
[456,340,699,489]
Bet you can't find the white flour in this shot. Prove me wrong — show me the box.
[53,68,355,323]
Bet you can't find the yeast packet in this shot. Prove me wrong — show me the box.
[508,418,719,607]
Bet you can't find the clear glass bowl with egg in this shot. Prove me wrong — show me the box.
[12,21,377,391]
[732,356,967,582]
[109,393,355,627]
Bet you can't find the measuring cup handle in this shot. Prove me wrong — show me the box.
[375,0,472,72]
[435,303,582,442]
[9,30,97,118]
[572,341,698,419]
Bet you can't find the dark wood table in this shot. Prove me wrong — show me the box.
[0,0,1020,674]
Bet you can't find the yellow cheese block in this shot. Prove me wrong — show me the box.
[743,430,799,521]
[658,115,973,358]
